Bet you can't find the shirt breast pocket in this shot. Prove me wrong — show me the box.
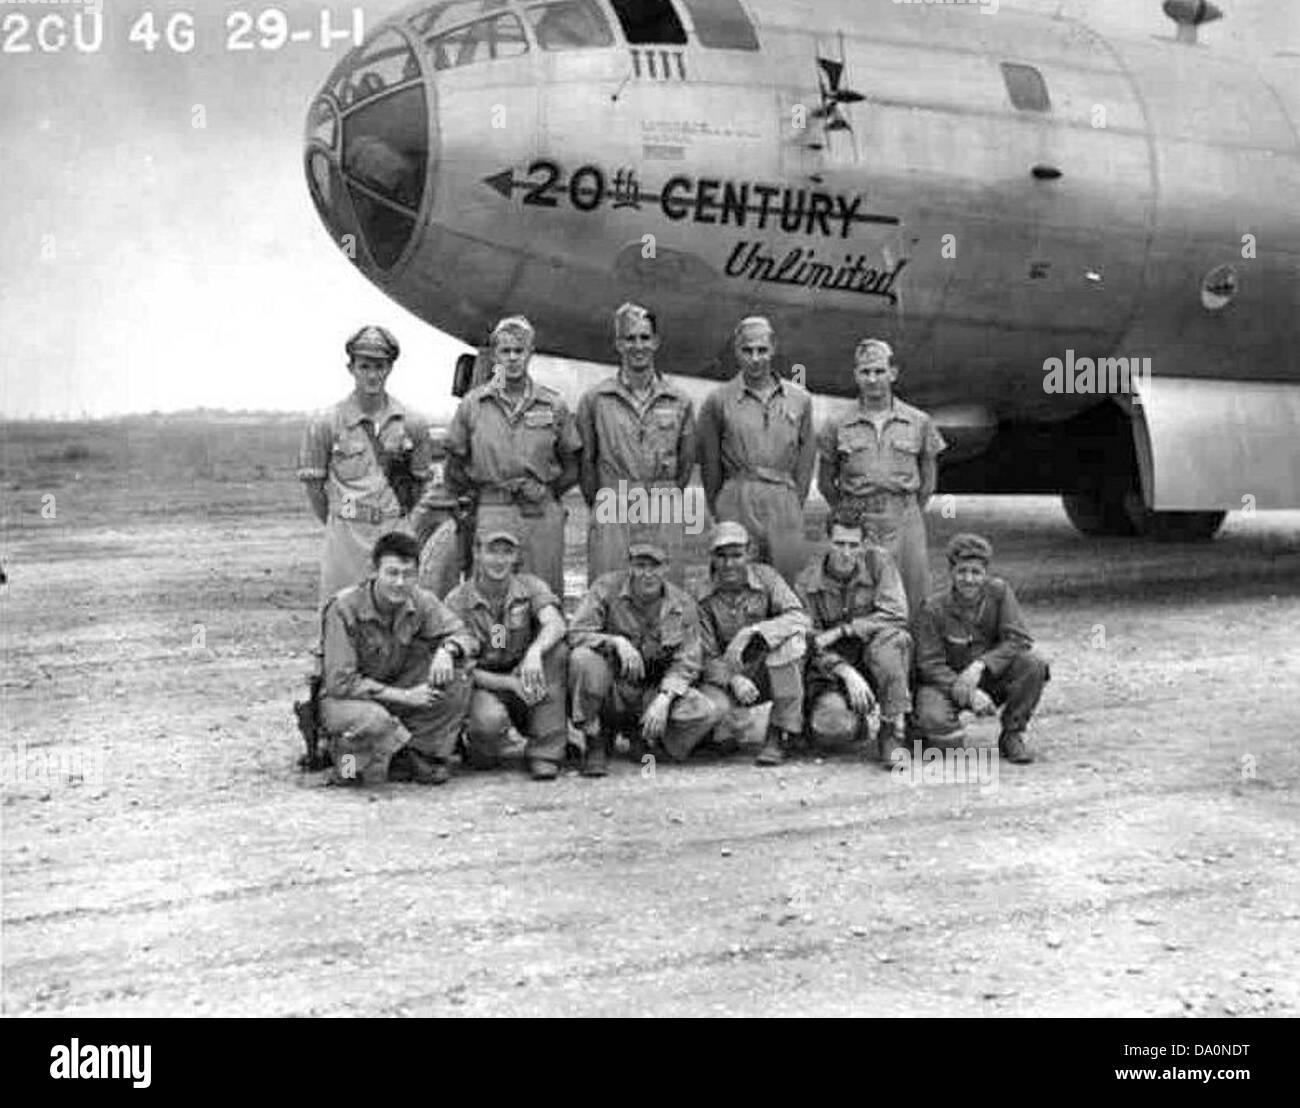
[505,603,532,654]
[838,428,877,480]
[647,408,681,473]
[380,425,415,456]
[889,433,921,478]
[890,432,920,460]
[651,408,680,435]
[659,614,686,649]
[777,403,801,435]
[357,626,390,670]
[331,439,372,483]
[523,408,556,432]
[943,631,973,663]
[838,425,872,455]
[520,408,557,460]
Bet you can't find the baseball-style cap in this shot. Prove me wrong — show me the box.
[346,325,400,361]
[628,541,668,563]
[481,529,522,548]
[710,521,751,551]
[946,532,993,565]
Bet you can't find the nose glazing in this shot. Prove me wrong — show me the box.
[305,26,431,272]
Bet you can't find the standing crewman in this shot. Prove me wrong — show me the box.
[576,303,697,586]
[817,338,946,619]
[795,514,913,763]
[319,531,475,787]
[914,533,1049,764]
[568,541,720,776]
[408,425,471,599]
[444,316,582,599]
[444,529,570,781]
[696,522,811,766]
[298,326,436,602]
[696,316,816,583]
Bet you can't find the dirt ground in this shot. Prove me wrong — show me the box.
[2,417,1298,1017]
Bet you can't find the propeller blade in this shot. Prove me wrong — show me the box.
[817,57,844,89]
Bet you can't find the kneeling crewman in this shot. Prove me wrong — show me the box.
[569,542,720,776]
[795,514,913,763]
[696,522,811,766]
[445,530,570,781]
[320,531,474,786]
[914,533,1049,764]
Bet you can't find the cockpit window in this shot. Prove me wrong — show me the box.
[308,99,338,150]
[313,28,428,272]
[526,0,614,50]
[330,30,422,109]
[609,0,687,45]
[409,0,512,38]
[429,12,528,69]
[342,87,428,211]
[679,0,758,50]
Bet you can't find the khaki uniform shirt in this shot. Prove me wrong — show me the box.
[446,376,582,494]
[322,582,477,701]
[695,563,811,686]
[569,573,705,697]
[576,371,696,502]
[444,572,560,674]
[297,394,435,519]
[915,578,1033,694]
[697,374,816,507]
[817,399,946,505]
[794,550,909,679]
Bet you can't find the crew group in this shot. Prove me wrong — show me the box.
[297,308,1050,786]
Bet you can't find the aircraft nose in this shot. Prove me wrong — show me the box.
[305,25,434,273]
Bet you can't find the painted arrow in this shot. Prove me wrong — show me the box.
[483,167,659,207]
[482,169,524,199]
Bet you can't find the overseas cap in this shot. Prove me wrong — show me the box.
[947,532,993,565]
[480,529,522,548]
[855,338,893,368]
[490,314,535,345]
[733,315,775,343]
[628,541,668,563]
[711,521,751,551]
[614,302,656,337]
[346,325,400,361]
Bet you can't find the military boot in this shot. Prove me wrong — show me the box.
[999,729,1034,764]
[581,731,608,778]
[530,758,560,781]
[876,719,903,766]
[754,726,787,767]
[410,751,451,785]
[386,747,416,782]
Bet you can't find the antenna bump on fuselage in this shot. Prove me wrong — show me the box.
[1162,0,1224,46]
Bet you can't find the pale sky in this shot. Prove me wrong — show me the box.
[1,0,1293,418]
